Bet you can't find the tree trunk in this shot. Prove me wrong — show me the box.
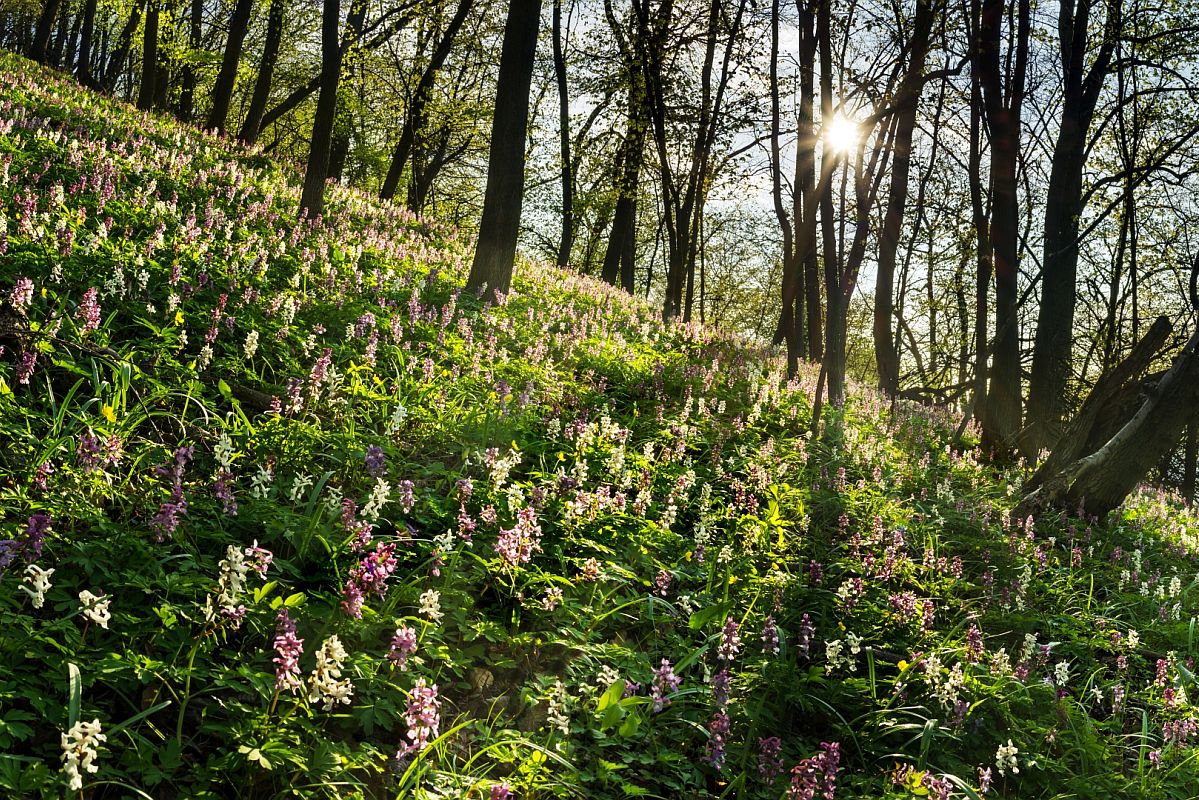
[103,3,143,93]
[238,0,284,144]
[137,2,160,112]
[177,0,203,119]
[1025,0,1119,452]
[466,0,542,299]
[770,0,798,374]
[976,0,1030,453]
[552,0,573,268]
[207,0,256,132]
[379,0,474,201]
[28,0,62,63]
[873,0,935,396]
[76,0,98,87]
[299,0,344,219]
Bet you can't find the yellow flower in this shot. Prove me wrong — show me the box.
[101,405,116,423]
[174,310,184,326]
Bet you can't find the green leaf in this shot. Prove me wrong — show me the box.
[217,379,233,401]
[597,679,625,712]
[67,663,81,729]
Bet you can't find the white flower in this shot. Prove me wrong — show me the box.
[1126,629,1140,649]
[419,589,443,622]
[78,590,111,629]
[214,432,234,471]
[547,680,570,735]
[61,718,106,791]
[243,330,259,359]
[307,635,353,711]
[386,403,409,434]
[21,564,54,609]
[1054,661,1070,687]
[996,740,1019,776]
[360,477,391,522]
[204,545,250,624]
[289,473,313,503]
[249,464,273,499]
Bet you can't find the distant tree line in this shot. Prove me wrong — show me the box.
[5,0,1199,507]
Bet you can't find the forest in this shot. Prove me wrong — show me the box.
[2,0,1199,797]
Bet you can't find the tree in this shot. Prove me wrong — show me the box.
[28,0,63,64]
[974,0,1030,453]
[76,0,98,87]
[873,0,938,396]
[137,1,160,111]
[466,0,542,299]
[1025,0,1120,452]
[379,0,476,202]
[238,0,285,144]
[207,0,257,133]
[299,0,345,218]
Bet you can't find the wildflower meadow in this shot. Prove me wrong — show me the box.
[2,54,1199,799]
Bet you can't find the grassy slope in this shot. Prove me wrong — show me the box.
[2,54,1199,800]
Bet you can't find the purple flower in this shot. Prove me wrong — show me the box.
[705,711,731,770]
[398,679,440,757]
[398,479,415,514]
[495,507,542,567]
[272,608,304,693]
[341,541,399,618]
[787,742,840,800]
[489,783,511,800]
[364,445,386,478]
[10,277,33,310]
[711,667,732,707]
[76,431,102,472]
[978,766,992,794]
[76,287,101,334]
[798,613,815,657]
[654,569,671,597]
[388,625,418,670]
[717,617,741,663]
[650,658,681,712]
[213,470,238,515]
[762,615,781,656]
[244,540,273,577]
[15,350,36,384]
[759,736,784,782]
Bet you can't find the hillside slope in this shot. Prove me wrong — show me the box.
[2,55,1199,800]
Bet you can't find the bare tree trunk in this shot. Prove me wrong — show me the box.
[238,0,284,144]
[874,0,936,396]
[299,0,344,219]
[379,0,474,201]
[975,0,1030,453]
[137,1,160,111]
[552,0,573,268]
[466,0,542,299]
[1025,0,1120,452]
[207,0,256,132]
[76,0,98,87]
[29,0,62,64]
[103,2,143,94]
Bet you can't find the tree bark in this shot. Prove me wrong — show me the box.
[102,3,143,94]
[552,0,573,268]
[137,1,160,111]
[238,0,284,144]
[874,0,935,396]
[1025,0,1120,452]
[207,0,256,132]
[76,0,98,87]
[379,0,474,201]
[466,0,542,299]
[976,0,1030,453]
[299,0,344,219]
[177,0,203,119]
[28,0,62,64]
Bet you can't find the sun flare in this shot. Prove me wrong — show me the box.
[824,114,860,154]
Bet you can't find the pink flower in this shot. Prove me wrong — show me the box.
[76,287,101,334]
[398,679,440,757]
[272,609,304,693]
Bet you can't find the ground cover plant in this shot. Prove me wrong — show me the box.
[3,54,1199,799]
